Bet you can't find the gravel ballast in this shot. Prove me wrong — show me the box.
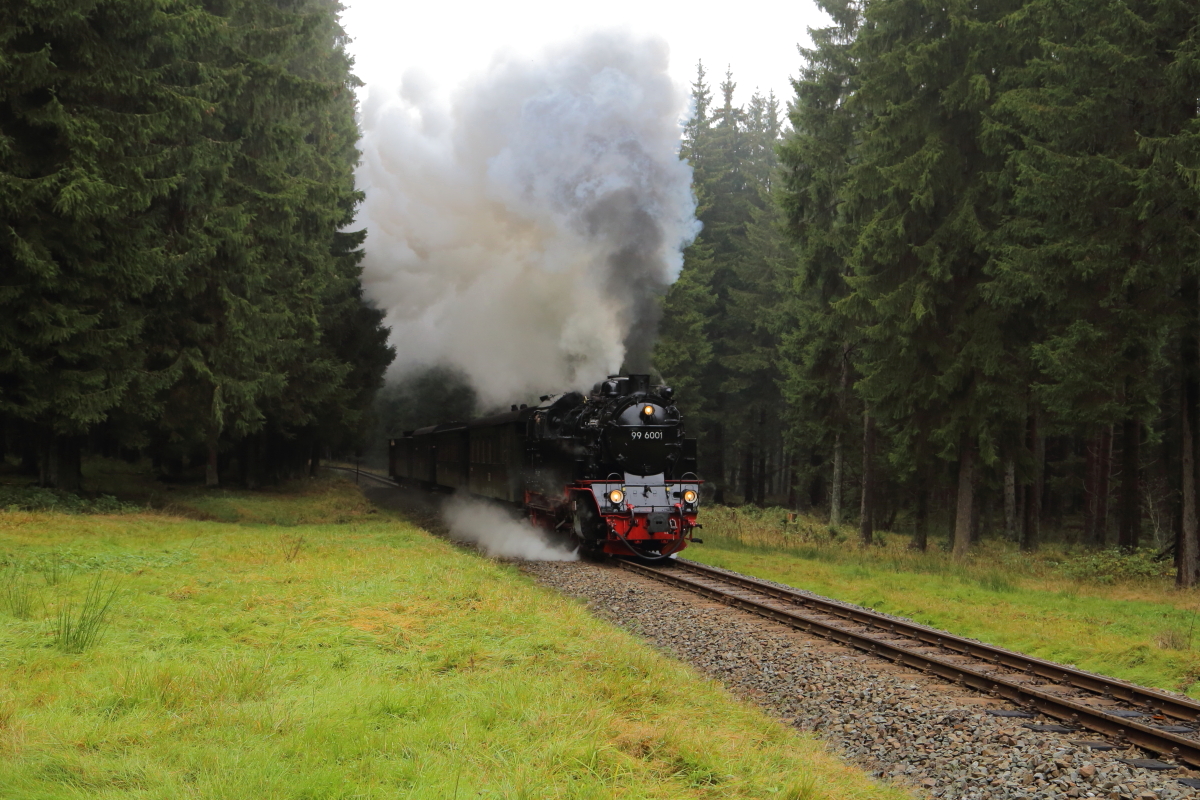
[523,560,1200,800]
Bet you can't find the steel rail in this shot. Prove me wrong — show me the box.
[323,465,399,487]
[674,559,1200,724]
[620,559,1200,768]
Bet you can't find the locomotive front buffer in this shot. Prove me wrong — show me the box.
[573,473,702,559]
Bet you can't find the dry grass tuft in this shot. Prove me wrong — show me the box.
[279,533,306,563]
[1156,629,1192,651]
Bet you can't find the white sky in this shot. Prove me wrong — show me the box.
[338,0,829,113]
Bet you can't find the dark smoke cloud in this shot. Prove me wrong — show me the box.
[356,31,699,404]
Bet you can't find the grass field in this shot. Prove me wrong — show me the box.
[687,505,1200,697]
[0,475,903,800]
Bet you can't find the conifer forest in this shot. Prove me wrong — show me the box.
[655,0,1200,584]
[6,0,1200,582]
[0,0,395,490]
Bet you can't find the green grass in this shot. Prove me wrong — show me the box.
[688,505,1200,696]
[0,478,901,799]
[51,572,119,653]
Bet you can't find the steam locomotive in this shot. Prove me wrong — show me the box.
[388,374,701,559]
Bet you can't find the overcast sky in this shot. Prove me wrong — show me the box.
[338,0,830,112]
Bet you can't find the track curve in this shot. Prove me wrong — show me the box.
[622,558,1200,768]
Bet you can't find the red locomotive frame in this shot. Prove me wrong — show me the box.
[524,478,702,558]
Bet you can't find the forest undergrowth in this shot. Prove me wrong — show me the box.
[690,506,1200,696]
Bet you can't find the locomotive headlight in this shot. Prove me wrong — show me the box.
[642,404,654,417]
[683,490,698,504]
[608,489,625,505]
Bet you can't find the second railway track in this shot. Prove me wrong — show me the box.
[622,557,1200,769]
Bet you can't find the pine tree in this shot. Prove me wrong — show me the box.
[662,68,790,504]
[657,61,719,430]
[142,0,387,486]
[717,90,789,507]
[777,0,863,525]
[1151,3,1200,583]
[986,0,1196,552]
[839,0,1030,557]
[252,0,393,480]
[0,0,223,489]
[654,240,717,424]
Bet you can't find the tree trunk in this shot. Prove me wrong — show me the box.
[912,483,929,551]
[245,433,263,490]
[830,433,844,527]
[1083,434,1100,545]
[786,452,799,510]
[309,441,322,478]
[206,428,220,487]
[1004,457,1017,541]
[1179,385,1198,588]
[710,421,725,504]
[1021,413,1042,552]
[19,433,38,476]
[42,434,82,492]
[953,438,975,560]
[1045,436,1063,533]
[1118,418,1141,551]
[830,343,850,527]
[1097,425,1112,546]
[64,436,82,493]
[947,478,957,542]
[970,487,982,545]
[755,450,767,507]
[1179,277,1200,585]
[859,411,875,546]
[741,447,754,506]
[1015,482,1026,544]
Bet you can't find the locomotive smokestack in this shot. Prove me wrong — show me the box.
[356,31,699,405]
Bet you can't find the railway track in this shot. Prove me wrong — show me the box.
[622,557,1200,769]
[323,464,398,487]
[326,468,1200,773]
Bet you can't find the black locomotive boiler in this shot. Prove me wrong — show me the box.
[388,374,702,558]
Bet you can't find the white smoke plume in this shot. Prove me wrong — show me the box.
[356,31,699,406]
[442,496,578,561]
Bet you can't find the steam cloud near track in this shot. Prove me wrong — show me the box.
[443,497,579,561]
[356,32,699,405]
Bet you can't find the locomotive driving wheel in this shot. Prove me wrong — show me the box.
[571,497,607,561]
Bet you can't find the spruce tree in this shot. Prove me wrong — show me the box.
[777,0,863,525]
[0,0,222,488]
[143,0,386,485]
[986,0,1195,552]
[838,0,1029,557]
